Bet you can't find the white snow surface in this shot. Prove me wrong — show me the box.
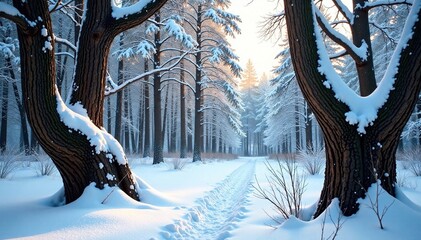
[313,1,421,133]
[0,157,420,240]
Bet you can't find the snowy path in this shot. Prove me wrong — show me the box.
[159,161,256,240]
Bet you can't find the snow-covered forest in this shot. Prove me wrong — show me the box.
[1,0,421,239]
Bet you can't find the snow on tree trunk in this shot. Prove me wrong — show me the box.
[284,0,421,217]
[6,0,167,203]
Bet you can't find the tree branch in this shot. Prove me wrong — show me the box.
[55,36,77,52]
[49,0,62,13]
[110,0,169,34]
[315,7,367,63]
[362,0,413,10]
[105,51,190,96]
[0,3,33,32]
[332,0,353,24]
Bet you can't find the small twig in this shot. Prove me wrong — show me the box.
[101,171,130,204]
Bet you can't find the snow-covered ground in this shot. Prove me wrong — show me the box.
[0,156,420,240]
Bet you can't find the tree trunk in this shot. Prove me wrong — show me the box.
[9,0,167,203]
[161,84,169,148]
[192,4,203,162]
[143,64,151,158]
[137,84,144,154]
[8,60,30,154]
[179,60,187,158]
[114,34,125,142]
[129,91,137,154]
[106,96,112,133]
[352,0,377,96]
[153,13,163,164]
[123,88,130,153]
[284,0,421,217]
[294,97,301,152]
[170,92,177,153]
[0,66,9,153]
[305,102,313,150]
[187,107,193,153]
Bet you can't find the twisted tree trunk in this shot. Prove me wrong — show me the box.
[7,0,167,203]
[284,0,421,217]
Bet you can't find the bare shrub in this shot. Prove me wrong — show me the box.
[201,152,238,160]
[268,153,297,160]
[34,154,56,176]
[299,147,325,175]
[0,154,18,179]
[254,157,307,221]
[397,173,418,190]
[360,166,394,230]
[166,158,188,170]
[401,149,421,176]
[320,203,345,240]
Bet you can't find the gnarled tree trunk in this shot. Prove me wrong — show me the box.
[284,0,421,217]
[7,0,167,203]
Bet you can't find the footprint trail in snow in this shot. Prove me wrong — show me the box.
[160,161,256,240]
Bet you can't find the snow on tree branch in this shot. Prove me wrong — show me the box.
[146,22,160,35]
[203,8,241,37]
[105,51,191,96]
[313,0,421,133]
[332,0,353,24]
[54,35,77,52]
[163,19,197,48]
[315,6,369,62]
[0,3,36,32]
[359,0,413,10]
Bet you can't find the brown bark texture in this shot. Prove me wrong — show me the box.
[9,0,167,203]
[283,0,421,217]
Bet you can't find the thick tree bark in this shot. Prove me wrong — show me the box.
[284,0,421,217]
[69,1,167,126]
[7,0,167,204]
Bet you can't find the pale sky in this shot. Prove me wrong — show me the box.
[228,0,280,79]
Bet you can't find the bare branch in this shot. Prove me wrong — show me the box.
[49,0,62,13]
[105,51,190,96]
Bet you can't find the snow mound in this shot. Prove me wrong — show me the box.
[136,175,180,207]
[274,185,421,240]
